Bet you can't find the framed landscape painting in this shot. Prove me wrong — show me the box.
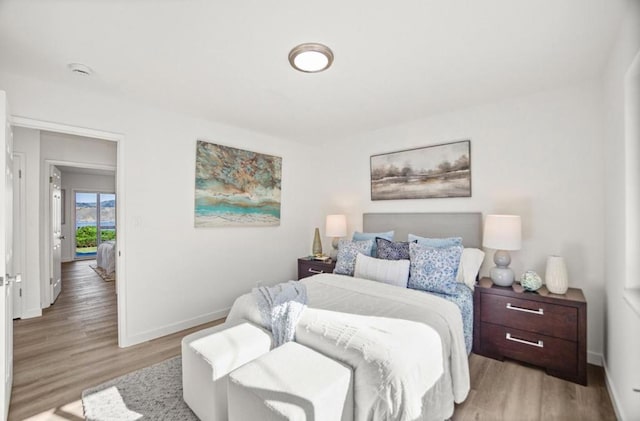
[194,141,282,227]
[370,140,471,200]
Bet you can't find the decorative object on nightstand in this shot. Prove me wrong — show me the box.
[520,271,542,292]
[545,255,569,294]
[483,215,522,287]
[297,257,336,280]
[473,277,587,385]
[325,214,347,259]
[312,227,323,257]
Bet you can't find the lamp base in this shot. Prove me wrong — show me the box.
[490,250,515,286]
[490,267,515,286]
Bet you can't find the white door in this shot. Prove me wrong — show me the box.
[0,91,15,420]
[50,166,62,304]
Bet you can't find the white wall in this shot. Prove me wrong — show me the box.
[12,127,42,318]
[322,81,606,360]
[41,131,117,167]
[602,0,640,418]
[60,171,116,262]
[1,71,325,346]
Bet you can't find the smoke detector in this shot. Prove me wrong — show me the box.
[68,63,93,76]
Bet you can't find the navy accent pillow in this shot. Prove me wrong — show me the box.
[376,237,415,260]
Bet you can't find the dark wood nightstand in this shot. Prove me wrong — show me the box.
[473,277,587,385]
[297,257,336,280]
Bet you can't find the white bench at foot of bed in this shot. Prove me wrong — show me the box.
[181,319,273,421]
[228,341,353,421]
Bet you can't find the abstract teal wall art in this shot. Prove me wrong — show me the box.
[194,141,282,227]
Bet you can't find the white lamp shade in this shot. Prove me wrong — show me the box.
[325,214,347,237]
[483,215,522,250]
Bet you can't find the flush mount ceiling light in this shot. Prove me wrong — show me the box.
[68,62,93,76]
[288,43,334,73]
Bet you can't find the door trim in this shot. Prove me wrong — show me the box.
[11,117,129,348]
[11,116,122,142]
[12,153,25,319]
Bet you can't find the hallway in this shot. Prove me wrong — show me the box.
[8,260,218,420]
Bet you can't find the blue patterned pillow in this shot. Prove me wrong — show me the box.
[334,239,375,276]
[353,231,394,256]
[408,234,463,248]
[408,243,463,295]
[376,238,414,260]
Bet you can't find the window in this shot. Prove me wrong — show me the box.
[75,192,116,258]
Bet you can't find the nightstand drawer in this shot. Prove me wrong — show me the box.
[297,259,336,280]
[481,293,578,341]
[480,323,577,375]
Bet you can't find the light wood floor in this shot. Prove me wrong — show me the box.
[8,260,616,420]
[8,260,219,421]
[453,354,616,420]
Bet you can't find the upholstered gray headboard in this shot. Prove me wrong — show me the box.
[363,212,482,248]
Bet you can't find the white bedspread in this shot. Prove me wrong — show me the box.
[227,274,470,421]
[96,240,116,274]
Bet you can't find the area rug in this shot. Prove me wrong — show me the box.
[89,264,115,282]
[82,356,198,421]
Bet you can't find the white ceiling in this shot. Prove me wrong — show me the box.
[0,0,627,143]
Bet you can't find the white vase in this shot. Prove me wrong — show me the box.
[545,256,568,294]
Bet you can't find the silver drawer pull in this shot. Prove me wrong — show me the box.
[633,388,640,393]
[506,333,544,348]
[308,268,324,274]
[506,303,544,315]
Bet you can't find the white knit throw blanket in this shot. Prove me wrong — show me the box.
[253,281,308,347]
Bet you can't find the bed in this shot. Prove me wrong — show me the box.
[96,240,116,275]
[362,212,481,354]
[227,212,482,421]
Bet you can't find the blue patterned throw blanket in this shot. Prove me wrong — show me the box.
[253,281,308,347]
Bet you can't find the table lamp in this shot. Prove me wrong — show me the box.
[325,214,347,259]
[483,215,522,287]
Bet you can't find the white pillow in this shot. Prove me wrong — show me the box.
[456,248,485,289]
[354,253,410,288]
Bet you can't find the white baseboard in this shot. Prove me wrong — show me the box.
[21,308,42,319]
[119,308,230,348]
[603,357,626,421]
[587,351,603,366]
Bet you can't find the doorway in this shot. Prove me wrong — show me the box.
[44,160,116,307]
[10,117,126,347]
[74,191,116,259]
